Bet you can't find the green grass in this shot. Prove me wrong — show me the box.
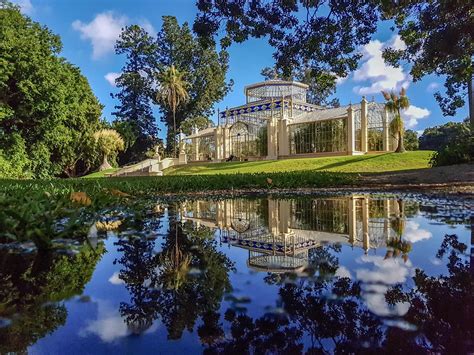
[165,151,434,176]
[82,168,118,178]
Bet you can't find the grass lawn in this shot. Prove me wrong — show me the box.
[82,168,119,178]
[165,151,434,175]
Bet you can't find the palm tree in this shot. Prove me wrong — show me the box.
[381,87,410,153]
[157,65,189,157]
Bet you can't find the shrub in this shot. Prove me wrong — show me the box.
[430,125,473,167]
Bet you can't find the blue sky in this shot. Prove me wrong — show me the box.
[14,0,468,140]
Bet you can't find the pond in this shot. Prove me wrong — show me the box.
[0,193,472,353]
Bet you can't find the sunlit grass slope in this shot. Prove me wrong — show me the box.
[165,151,433,176]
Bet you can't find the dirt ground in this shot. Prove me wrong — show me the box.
[359,163,473,186]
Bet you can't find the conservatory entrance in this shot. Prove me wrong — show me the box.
[229,122,267,161]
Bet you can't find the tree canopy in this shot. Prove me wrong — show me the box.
[194,0,473,120]
[381,0,473,120]
[0,1,103,177]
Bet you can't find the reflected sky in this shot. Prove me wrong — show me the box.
[0,194,472,354]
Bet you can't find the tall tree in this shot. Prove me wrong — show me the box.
[157,65,189,157]
[0,1,103,178]
[155,16,232,152]
[113,25,158,164]
[382,88,410,153]
[381,0,474,123]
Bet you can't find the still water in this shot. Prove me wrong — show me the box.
[0,194,472,354]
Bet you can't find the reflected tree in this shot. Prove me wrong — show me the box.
[384,234,474,353]
[116,209,235,342]
[0,244,104,353]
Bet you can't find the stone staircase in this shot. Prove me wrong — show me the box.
[105,158,179,177]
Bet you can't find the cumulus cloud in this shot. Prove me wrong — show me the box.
[402,105,431,128]
[72,12,156,60]
[73,12,127,59]
[402,221,432,243]
[11,0,33,14]
[353,35,410,96]
[105,72,121,87]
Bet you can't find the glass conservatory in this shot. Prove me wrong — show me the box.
[182,80,395,163]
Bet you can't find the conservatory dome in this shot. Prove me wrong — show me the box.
[244,80,308,103]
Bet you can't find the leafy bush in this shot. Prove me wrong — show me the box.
[0,133,30,178]
[430,124,473,167]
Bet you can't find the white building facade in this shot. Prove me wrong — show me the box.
[182,80,396,163]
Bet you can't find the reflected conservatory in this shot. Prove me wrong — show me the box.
[182,80,397,163]
[179,196,406,273]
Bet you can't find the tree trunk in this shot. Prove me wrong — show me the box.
[395,130,405,153]
[173,109,177,158]
[468,72,474,129]
[99,154,112,171]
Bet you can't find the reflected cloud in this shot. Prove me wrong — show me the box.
[403,221,432,243]
[356,255,413,316]
[80,300,129,342]
[335,265,352,279]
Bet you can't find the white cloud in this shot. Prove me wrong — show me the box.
[73,12,127,59]
[11,0,33,14]
[353,35,410,96]
[139,19,156,37]
[402,221,432,243]
[427,82,440,93]
[108,271,124,285]
[402,105,431,128]
[72,13,156,60]
[105,72,121,87]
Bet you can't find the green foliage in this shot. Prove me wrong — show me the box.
[157,65,189,156]
[93,129,125,170]
[113,25,158,164]
[419,120,469,151]
[430,132,473,167]
[180,116,214,136]
[155,16,232,152]
[383,89,410,153]
[404,129,419,151]
[0,3,103,177]
[381,0,473,117]
[194,1,378,88]
[0,132,30,178]
[422,120,473,166]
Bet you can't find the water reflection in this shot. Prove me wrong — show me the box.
[181,197,417,272]
[0,194,472,353]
